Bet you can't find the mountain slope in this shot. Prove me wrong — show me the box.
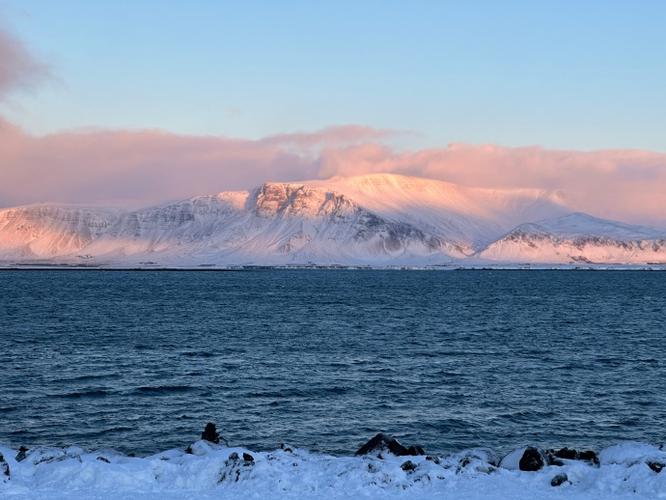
[478,213,666,264]
[306,173,569,249]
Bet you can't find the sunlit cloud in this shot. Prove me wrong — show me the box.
[317,143,666,227]
[2,118,666,229]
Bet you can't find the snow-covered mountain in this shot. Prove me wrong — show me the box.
[84,182,455,265]
[0,180,458,266]
[1,174,665,266]
[479,213,666,265]
[0,205,120,259]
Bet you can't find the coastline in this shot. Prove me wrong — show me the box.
[2,439,664,500]
[1,263,666,271]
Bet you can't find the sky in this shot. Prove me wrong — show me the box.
[1,0,666,225]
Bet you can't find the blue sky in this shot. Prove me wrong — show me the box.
[1,0,665,150]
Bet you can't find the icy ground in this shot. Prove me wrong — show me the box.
[2,441,665,499]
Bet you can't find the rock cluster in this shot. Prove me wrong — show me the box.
[546,447,599,466]
[516,446,599,472]
[356,433,425,457]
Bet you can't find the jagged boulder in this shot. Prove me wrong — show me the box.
[355,433,425,457]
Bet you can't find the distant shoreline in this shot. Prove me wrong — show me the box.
[1,265,665,271]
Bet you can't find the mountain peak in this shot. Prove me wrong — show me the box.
[249,182,354,219]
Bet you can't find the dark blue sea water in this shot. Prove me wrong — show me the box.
[1,270,664,456]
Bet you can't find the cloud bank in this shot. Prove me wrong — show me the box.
[2,118,666,228]
[315,143,666,227]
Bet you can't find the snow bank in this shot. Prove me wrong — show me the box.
[1,441,665,499]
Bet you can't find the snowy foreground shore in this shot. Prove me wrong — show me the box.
[1,440,666,500]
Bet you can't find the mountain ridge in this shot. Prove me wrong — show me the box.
[1,174,665,266]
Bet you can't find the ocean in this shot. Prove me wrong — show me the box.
[1,269,665,457]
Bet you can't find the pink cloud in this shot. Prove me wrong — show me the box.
[1,118,666,228]
[0,119,321,207]
[317,143,666,227]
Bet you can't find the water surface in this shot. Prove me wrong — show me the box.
[1,269,664,455]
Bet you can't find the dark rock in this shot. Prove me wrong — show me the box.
[551,473,569,487]
[185,445,193,454]
[546,448,599,466]
[551,447,577,460]
[425,455,441,465]
[15,446,28,462]
[354,433,384,454]
[201,422,220,444]
[401,460,417,472]
[228,452,239,461]
[355,433,425,457]
[577,450,599,465]
[96,456,110,463]
[648,462,664,473]
[407,445,425,455]
[519,447,545,471]
[0,453,9,479]
[243,452,254,463]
